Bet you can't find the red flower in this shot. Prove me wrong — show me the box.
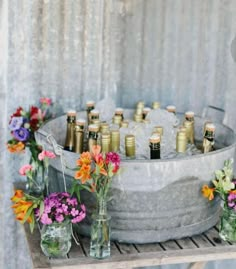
[12,107,23,117]
[30,106,39,117]
[30,119,39,131]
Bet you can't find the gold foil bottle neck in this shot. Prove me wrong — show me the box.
[111,130,120,152]
[153,126,163,136]
[100,123,109,133]
[136,107,143,115]
[113,115,122,125]
[176,131,187,153]
[136,101,145,110]
[121,120,129,128]
[125,134,135,158]
[152,102,160,109]
[134,114,143,122]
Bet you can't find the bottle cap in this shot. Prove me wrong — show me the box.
[76,119,86,126]
[90,109,99,116]
[185,111,194,117]
[67,110,76,116]
[115,108,124,115]
[143,107,151,114]
[149,134,161,143]
[88,124,99,132]
[205,123,215,132]
[166,105,176,113]
[86,101,95,107]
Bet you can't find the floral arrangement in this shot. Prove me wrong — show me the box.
[72,145,121,202]
[11,189,86,232]
[202,159,235,207]
[36,192,86,225]
[7,97,53,159]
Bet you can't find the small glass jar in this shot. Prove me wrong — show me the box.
[40,220,72,258]
[219,206,236,242]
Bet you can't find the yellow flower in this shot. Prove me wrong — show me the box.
[202,185,215,201]
[12,200,33,223]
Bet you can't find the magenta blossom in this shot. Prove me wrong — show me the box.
[106,152,120,173]
[40,97,52,106]
[39,192,86,225]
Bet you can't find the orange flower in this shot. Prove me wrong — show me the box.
[202,185,215,201]
[7,142,25,153]
[96,158,108,176]
[74,164,91,184]
[229,190,236,194]
[11,190,24,202]
[76,152,92,166]
[92,145,101,157]
[16,212,32,223]
[12,200,33,223]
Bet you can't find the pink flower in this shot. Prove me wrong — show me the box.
[40,213,52,225]
[38,150,56,161]
[19,164,33,176]
[106,152,120,172]
[40,97,52,106]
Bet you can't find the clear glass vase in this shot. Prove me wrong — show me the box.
[219,206,236,242]
[40,220,72,258]
[89,198,111,259]
[26,157,46,196]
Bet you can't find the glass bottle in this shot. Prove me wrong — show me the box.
[40,220,72,258]
[153,126,163,137]
[111,130,120,152]
[101,132,111,154]
[88,124,99,153]
[64,110,76,152]
[183,120,194,144]
[176,131,187,153]
[90,198,111,259]
[219,205,236,242]
[125,134,135,159]
[149,134,161,159]
[203,123,215,153]
[86,101,95,125]
[74,119,85,154]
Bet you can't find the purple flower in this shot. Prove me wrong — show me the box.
[80,204,86,212]
[71,212,86,224]
[66,198,78,207]
[71,208,79,217]
[9,117,23,131]
[40,213,52,225]
[55,214,64,223]
[62,204,68,213]
[13,127,29,142]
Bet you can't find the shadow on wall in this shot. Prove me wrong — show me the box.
[231,36,236,62]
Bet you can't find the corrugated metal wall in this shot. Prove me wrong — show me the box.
[1,1,236,268]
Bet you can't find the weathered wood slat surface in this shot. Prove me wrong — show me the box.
[23,223,236,269]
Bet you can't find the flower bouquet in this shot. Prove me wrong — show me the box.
[71,145,121,259]
[202,159,236,241]
[11,188,86,258]
[7,98,57,194]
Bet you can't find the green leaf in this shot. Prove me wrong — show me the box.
[22,206,34,224]
[29,214,35,233]
[39,200,44,217]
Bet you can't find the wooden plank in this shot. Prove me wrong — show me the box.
[176,237,197,249]
[160,240,180,250]
[49,245,236,269]
[67,231,86,259]
[115,242,138,254]
[191,234,213,248]
[203,227,230,246]
[135,243,163,253]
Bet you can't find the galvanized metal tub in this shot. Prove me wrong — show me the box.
[35,110,236,243]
